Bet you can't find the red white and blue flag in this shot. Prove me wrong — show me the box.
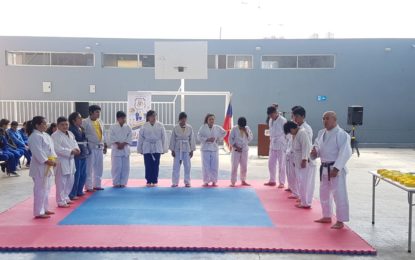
[222,100,233,151]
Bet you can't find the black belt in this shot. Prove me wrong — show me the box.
[320,162,335,181]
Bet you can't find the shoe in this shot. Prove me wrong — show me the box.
[67,201,74,205]
[85,189,95,192]
[58,204,70,208]
[77,193,85,197]
[45,211,55,215]
[277,184,285,189]
[70,196,79,200]
[211,182,218,187]
[93,187,104,191]
[120,185,126,188]
[8,172,20,177]
[171,184,178,188]
[229,184,236,187]
[185,184,191,188]
[264,182,276,186]
[146,183,151,187]
[0,164,5,172]
[202,183,209,187]
[241,181,251,186]
[284,188,291,192]
[35,214,51,219]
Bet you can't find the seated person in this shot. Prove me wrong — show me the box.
[0,119,23,170]
[8,121,31,167]
[0,131,18,176]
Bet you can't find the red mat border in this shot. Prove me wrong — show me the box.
[0,179,376,255]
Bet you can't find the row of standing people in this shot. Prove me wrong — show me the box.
[27,105,254,218]
[266,104,352,229]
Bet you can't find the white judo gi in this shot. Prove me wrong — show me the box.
[169,124,196,186]
[292,128,313,207]
[298,121,316,205]
[83,117,105,189]
[268,115,287,184]
[28,130,57,217]
[197,124,226,184]
[109,123,132,186]
[229,125,253,185]
[52,130,79,206]
[285,135,298,196]
[313,125,352,222]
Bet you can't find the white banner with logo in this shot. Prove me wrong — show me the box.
[127,91,152,141]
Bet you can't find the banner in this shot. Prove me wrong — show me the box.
[127,91,152,141]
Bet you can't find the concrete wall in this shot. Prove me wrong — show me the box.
[1,36,415,146]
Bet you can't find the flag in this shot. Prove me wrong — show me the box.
[222,100,233,151]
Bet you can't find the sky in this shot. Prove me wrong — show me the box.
[1,0,414,39]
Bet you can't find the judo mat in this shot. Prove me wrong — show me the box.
[0,179,376,255]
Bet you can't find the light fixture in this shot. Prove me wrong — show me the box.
[255,46,261,51]
[85,46,91,50]
[384,47,392,52]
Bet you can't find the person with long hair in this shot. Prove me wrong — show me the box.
[137,110,167,187]
[68,112,89,200]
[229,117,253,187]
[52,117,80,208]
[197,113,226,187]
[27,116,57,219]
[169,112,196,188]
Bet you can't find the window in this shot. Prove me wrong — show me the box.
[103,54,138,68]
[298,55,335,68]
[261,56,297,69]
[227,55,253,69]
[207,55,217,69]
[6,51,94,66]
[7,52,51,66]
[139,54,155,68]
[51,53,94,66]
[218,55,227,69]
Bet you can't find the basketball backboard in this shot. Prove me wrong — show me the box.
[155,41,208,79]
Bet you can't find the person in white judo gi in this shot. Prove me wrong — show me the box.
[284,121,313,209]
[311,111,352,229]
[28,116,57,219]
[265,105,287,188]
[109,111,132,188]
[137,110,167,187]
[169,112,196,188]
[291,106,316,205]
[83,105,107,192]
[229,117,253,187]
[52,117,80,208]
[285,106,302,199]
[197,113,226,187]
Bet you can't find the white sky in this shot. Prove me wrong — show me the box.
[1,0,414,39]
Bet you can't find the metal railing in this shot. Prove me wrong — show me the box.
[0,100,175,127]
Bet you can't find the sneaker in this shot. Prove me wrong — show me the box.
[8,171,20,177]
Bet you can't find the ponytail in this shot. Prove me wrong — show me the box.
[27,116,45,136]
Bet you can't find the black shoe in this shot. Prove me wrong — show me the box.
[0,164,5,173]
[8,172,20,177]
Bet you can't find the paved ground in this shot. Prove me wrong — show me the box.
[0,147,414,259]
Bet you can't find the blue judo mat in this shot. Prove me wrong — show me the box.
[59,187,274,227]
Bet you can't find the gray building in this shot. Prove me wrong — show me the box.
[1,36,414,146]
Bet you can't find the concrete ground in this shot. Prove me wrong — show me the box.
[0,147,414,260]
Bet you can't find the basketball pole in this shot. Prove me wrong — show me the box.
[180,78,185,112]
